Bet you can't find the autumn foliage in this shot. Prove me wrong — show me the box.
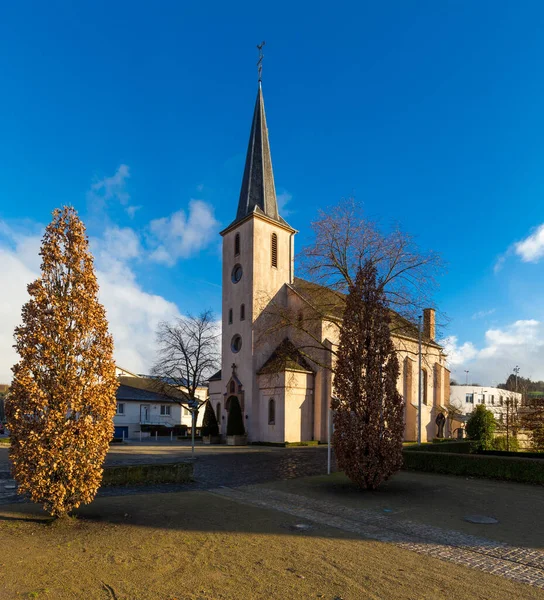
[332,262,404,489]
[6,207,118,516]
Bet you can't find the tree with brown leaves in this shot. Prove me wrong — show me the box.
[6,207,118,517]
[332,262,404,489]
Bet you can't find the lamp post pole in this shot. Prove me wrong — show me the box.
[418,315,422,445]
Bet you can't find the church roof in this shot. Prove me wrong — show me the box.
[257,338,315,375]
[290,277,442,348]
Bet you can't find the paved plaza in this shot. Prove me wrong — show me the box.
[0,443,542,591]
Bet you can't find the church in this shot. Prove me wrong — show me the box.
[208,82,450,444]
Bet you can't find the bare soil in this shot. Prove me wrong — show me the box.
[0,490,541,600]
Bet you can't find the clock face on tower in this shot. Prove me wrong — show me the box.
[231,264,243,283]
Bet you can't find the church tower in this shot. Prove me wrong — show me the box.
[211,82,296,441]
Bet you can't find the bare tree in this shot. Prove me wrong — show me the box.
[256,198,444,369]
[443,401,463,438]
[152,310,220,409]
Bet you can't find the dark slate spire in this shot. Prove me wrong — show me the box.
[236,83,279,222]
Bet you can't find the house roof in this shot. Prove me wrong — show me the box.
[209,369,222,382]
[116,376,189,404]
[257,338,315,375]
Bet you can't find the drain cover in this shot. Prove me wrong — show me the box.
[290,523,311,531]
[464,515,499,524]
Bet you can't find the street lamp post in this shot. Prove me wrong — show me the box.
[464,370,469,385]
[513,365,520,393]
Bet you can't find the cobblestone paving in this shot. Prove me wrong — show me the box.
[0,447,333,504]
[210,485,544,590]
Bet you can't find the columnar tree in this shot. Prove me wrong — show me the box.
[201,400,219,438]
[332,262,404,490]
[227,397,245,437]
[6,207,118,517]
[465,405,496,451]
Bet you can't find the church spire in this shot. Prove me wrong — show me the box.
[235,82,279,222]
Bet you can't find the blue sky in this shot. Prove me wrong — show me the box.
[1,1,544,383]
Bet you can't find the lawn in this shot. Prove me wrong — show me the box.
[0,490,541,600]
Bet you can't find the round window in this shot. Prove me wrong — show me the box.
[231,264,243,283]
[231,334,242,353]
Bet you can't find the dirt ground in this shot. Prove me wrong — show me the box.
[264,471,544,549]
[0,490,541,600]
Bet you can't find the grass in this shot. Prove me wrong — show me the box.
[0,490,541,599]
[0,437,10,445]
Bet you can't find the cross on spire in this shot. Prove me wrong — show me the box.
[257,41,265,82]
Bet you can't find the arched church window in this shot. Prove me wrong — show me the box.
[228,309,233,325]
[231,264,243,284]
[421,368,428,405]
[231,334,242,353]
[234,233,240,256]
[230,381,235,394]
[240,304,245,321]
[271,233,278,268]
[268,398,275,425]
[216,402,221,422]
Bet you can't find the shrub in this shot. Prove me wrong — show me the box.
[201,400,219,437]
[492,435,519,452]
[226,397,245,436]
[403,441,474,454]
[402,450,544,484]
[465,404,496,451]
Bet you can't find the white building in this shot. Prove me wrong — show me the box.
[113,372,207,439]
[449,385,522,425]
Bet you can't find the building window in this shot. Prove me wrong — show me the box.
[231,334,242,353]
[421,369,428,405]
[268,398,275,425]
[465,393,474,404]
[116,403,125,415]
[230,381,235,394]
[500,396,504,406]
[490,395,494,405]
[160,405,171,416]
[216,402,221,422]
[228,308,233,324]
[234,233,240,256]
[240,304,245,321]
[481,394,485,404]
[271,233,278,268]
[231,264,243,283]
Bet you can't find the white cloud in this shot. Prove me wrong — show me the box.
[88,165,140,217]
[514,223,544,263]
[441,319,544,385]
[471,308,495,320]
[277,190,292,217]
[148,200,219,266]
[0,221,181,383]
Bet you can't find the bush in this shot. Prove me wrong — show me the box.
[404,441,474,454]
[227,397,245,436]
[402,450,544,484]
[492,435,519,452]
[466,405,496,450]
[201,400,219,437]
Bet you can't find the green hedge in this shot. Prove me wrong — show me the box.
[102,462,193,486]
[402,451,544,484]
[403,441,474,454]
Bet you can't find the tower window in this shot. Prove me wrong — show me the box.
[421,369,428,405]
[240,304,245,321]
[268,398,275,425]
[231,264,243,283]
[234,233,240,256]
[271,233,278,268]
[231,334,242,353]
[228,309,233,324]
